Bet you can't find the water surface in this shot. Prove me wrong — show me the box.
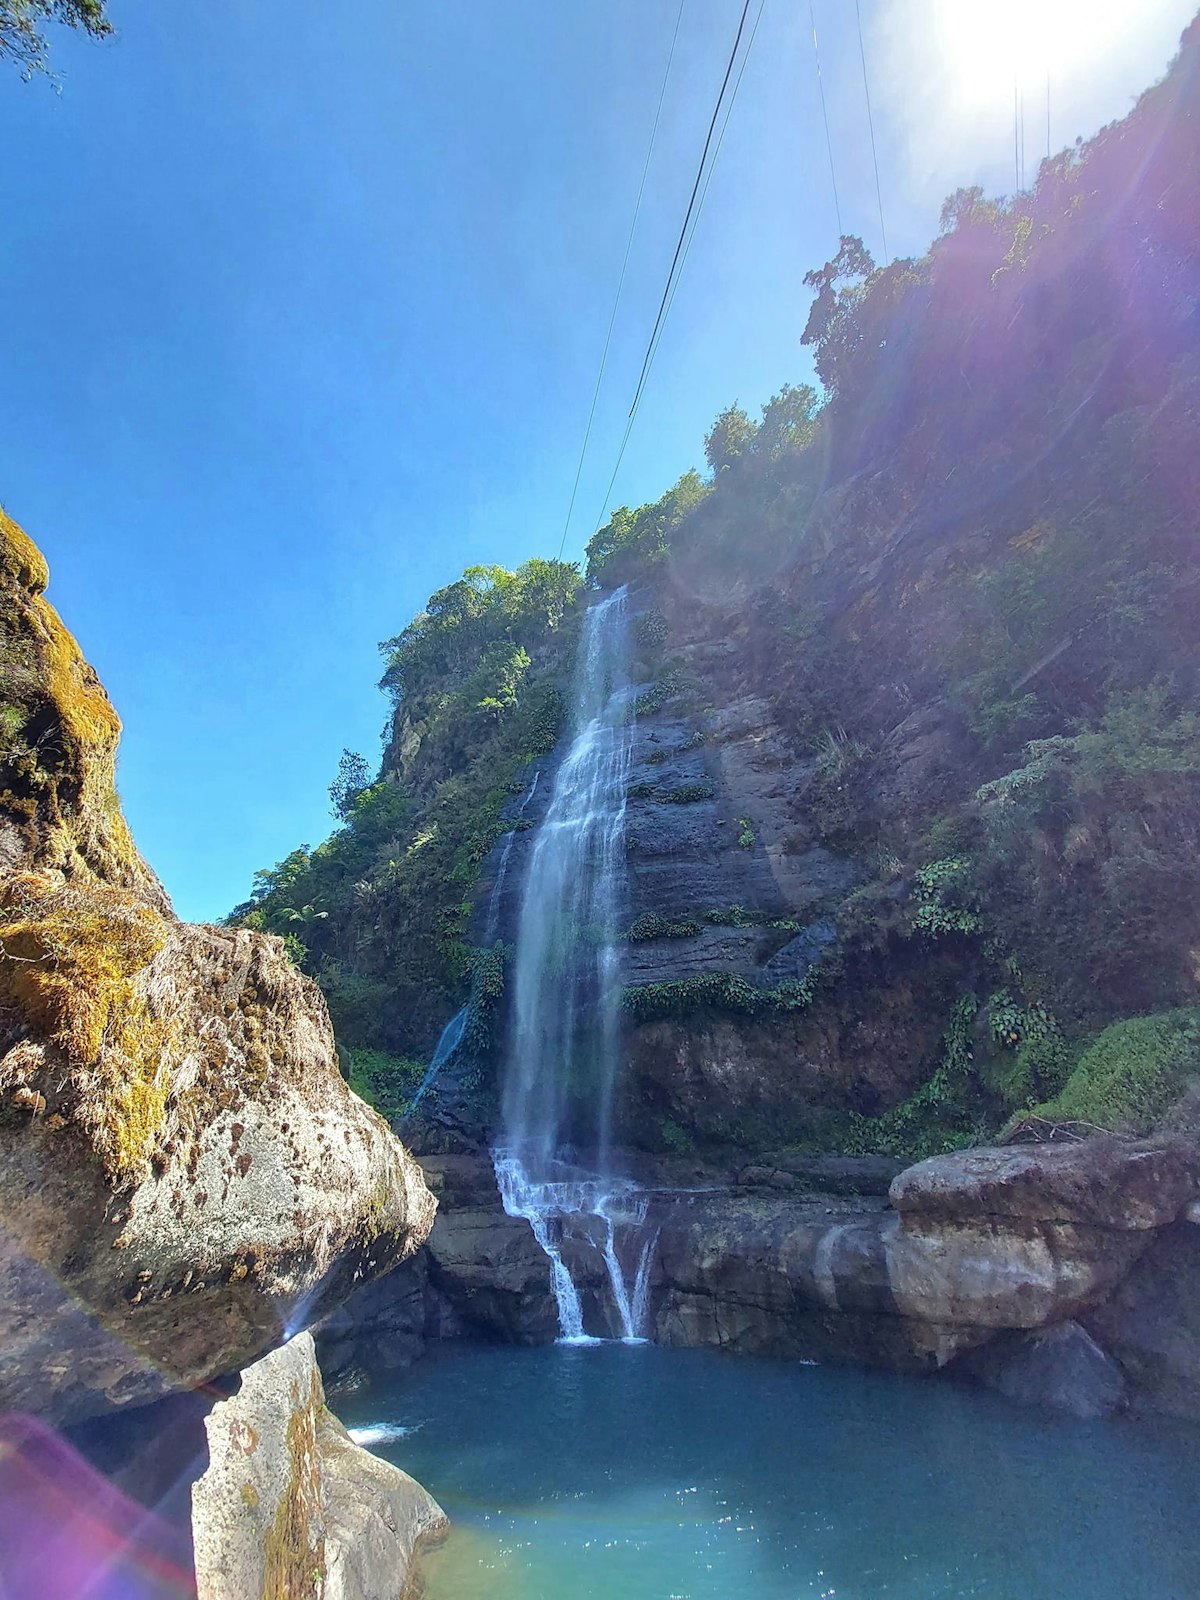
[341,1343,1200,1600]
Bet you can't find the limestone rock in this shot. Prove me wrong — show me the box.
[0,515,436,1423]
[645,1177,1159,1367]
[884,1213,1145,1329]
[192,1332,446,1600]
[889,1137,1199,1230]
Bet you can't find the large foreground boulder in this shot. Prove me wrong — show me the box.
[192,1332,446,1600]
[0,512,435,1423]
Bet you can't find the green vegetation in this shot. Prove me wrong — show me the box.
[634,610,669,652]
[661,780,715,804]
[627,913,702,943]
[345,1048,425,1118]
[911,858,982,938]
[633,670,688,717]
[623,965,823,1024]
[1,0,111,78]
[585,472,708,588]
[836,996,984,1161]
[228,559,582,1059]
[737,818,755,849]
[1028,1009,1200,1133]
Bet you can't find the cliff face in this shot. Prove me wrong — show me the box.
[0,513,436,1424]
[228,21,1200,1171]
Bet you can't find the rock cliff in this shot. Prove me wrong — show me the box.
[0,511,436,1424]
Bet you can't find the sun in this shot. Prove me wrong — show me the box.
[930,0,1157,108]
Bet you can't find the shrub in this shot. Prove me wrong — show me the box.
[622,965,822,1022]
[634,610,669,651]
[626,913,702,942]
[346,1048,425,1117]
[634,670,687,716]
[911,857,983,936]
[663,780,716,804]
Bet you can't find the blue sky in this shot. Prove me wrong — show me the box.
[0,0,1192,922]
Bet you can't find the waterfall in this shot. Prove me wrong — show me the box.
[493,587,651,1342]
[408,771,540,1115]
[484,769,540,945]
[407,1005,468,1111]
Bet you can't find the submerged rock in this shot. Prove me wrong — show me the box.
[192,1331,446,1600]
[1085,1218,1200,1420]
[0,514,436,1423]
[954,1321,1127,1419]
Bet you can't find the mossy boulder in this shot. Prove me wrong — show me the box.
[0,515,436,1423]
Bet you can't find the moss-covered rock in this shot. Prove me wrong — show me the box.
[192,1331,446,1600]
[0,515,436,1424]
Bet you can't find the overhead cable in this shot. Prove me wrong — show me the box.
[557,0,687,559]
[809,1,842,236]
[642,0,767,387]
[590,0,765,535]
[854,0,889,264]
[625,0,755,425]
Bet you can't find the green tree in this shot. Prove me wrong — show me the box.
[704,404,758,473]
[800,234,875,394]
[329,749,372,820]
[1,0,111,77]
[756,383,819,459]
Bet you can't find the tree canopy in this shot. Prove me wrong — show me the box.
[0,0,111,77]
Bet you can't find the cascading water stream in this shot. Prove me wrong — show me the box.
[493,587,652,1342]
[631,1227,660,1339]
[483,769,540,946]
[408,771,541,1116]
[407,1005,468,1111]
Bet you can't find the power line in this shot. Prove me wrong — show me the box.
[644,0,766,383]
[556,0,686,560]
[809,0,842,237]
[625,0,755,425]
[854,0,888,265]
[590,0,766,534]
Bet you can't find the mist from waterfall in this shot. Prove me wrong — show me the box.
[494,587,655,1341]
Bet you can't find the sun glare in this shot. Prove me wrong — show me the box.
[932,0,1155,107]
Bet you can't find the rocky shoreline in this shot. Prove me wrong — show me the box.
[320,1136,1200,1425]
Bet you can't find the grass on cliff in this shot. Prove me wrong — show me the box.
[1025,1008,1200,1134]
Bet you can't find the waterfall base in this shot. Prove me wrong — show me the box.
[493,1153,656,1344]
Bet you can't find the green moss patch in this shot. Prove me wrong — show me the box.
[1028,1008,1200,1133]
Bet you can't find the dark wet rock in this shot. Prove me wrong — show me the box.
[315,1255,446,1385]
[620,948,968,1147]
[1085,1218,1200,1420]
[954,1321,1127,1419]
[762,1153,905,1195]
